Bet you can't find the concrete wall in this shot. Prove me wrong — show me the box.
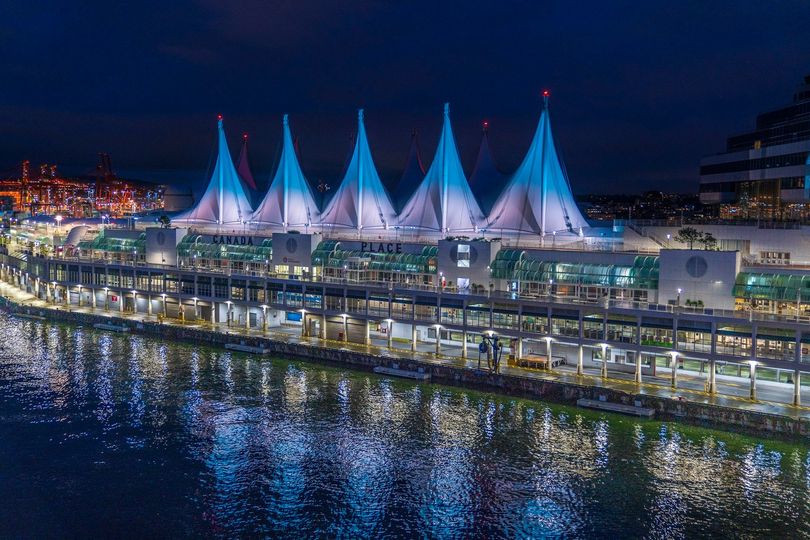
[657,249,741,310]
[437,239,500,290]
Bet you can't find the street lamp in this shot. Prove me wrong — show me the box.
[676,287,682,307]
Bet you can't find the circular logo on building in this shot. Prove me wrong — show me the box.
[156,231,166,246]
[685,256,708,278]
[449,244,478,264]
[286,238,298,253]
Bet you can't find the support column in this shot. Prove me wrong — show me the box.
[546,339,553,370]
[461,330,467,358]
[91,289,97,309]
[148,295,153,316]
[302,314,308,337]
[321,314,327,339]
[211,302,216,324]
[365,320,371,346]
[78,287,83,307]
[634,352,642,384]
[706,358,717,394]
[435,328,441,356]
[750,362,757,401]
[411,324,417,352]
[794,370,801,406]
[670,353,678,389]
[262,307,268,333]
[119,293,124,313]
[132,293,138,314]
[517,337,523,360]
[577,345,584,376]
[342,316,348,342]
[245,305,250,330]
[601,345,609,379]
[64,287,69,307]
[388,320,394,349]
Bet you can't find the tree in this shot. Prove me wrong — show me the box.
[700,232,717,250]
[158,215,171,228]
[675,227,702,249]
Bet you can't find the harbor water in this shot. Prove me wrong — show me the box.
[0,313,808,538]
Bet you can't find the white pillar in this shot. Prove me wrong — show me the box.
[388,321,394,349]
[91,289,96,309]
[706,358,717,394]
[577,345,584,376]
[262,307,268,332]
[148,295,153,316]
[321,314,327,339]
[343,316,348,342]
[411,324,417,352]
[461,330,467,358]
[750,363,757,401]
[794,370,801,406]
[517,337,523,360]
[435,331,441,355]
[365,320,371,346]
[601,346,609,379]
[245,305,250,330]
[119,293,123,313]
[635,352,642,384]
[670,354,678,389]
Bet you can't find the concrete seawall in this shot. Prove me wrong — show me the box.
[5,300,809,438]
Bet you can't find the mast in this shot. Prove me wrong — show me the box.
[540,91,550,239]
[357,109,364,232]
[217,114,224,225]
[282,114,289,231]
[441,103,450,233]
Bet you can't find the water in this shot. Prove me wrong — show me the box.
[0,314,808,538]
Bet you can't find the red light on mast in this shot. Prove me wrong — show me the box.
[542,90,550,98]
[217,114,223,121]
[243,133,248,140]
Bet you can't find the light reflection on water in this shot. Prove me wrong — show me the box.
[0,314,808,538]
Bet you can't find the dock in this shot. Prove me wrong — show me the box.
[93,323,130,332]
[225,343,271,354]
[16,312,46,320]
[373,366,431,381]
[576,398,656,418]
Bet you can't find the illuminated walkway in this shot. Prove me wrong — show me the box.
[2,281,809,422]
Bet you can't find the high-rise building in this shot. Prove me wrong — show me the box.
[700,75,810,220]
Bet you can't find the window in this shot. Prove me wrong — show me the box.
[457,244,470,268]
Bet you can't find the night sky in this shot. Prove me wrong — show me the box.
[1,1,809,195]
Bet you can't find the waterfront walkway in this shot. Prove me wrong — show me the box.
[2,282,809,423]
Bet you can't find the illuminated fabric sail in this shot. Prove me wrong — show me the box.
[397,103,485,233]
[487,96,588,236]
[250,114,320,230]
[320,109,397,230]
[174,116,253,225]
[468,123,505,215]
[393,129,425,212]
[236,134,258,192]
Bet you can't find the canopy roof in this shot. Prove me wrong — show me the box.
[397,104,485,232]
[486,96,588,236]
[250,115,320,229]
[236,134,258,192]
[393,130,425,212]
[468,124,505,215]
[174,117,253,225]
[320,109,397,230]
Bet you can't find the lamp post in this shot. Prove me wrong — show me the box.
[676,287,682,307]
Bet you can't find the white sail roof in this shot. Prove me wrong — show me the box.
[174,116,253,225]
[486,96,588,236]
[320,109,397,230]
[397,104,485,233]
[250,115,320,230]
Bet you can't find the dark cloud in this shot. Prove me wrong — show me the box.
[0,0,808,193]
